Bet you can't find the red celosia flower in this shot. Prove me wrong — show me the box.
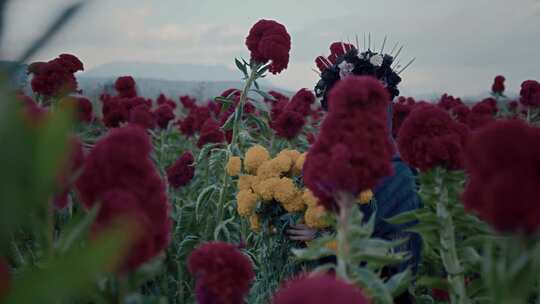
[166,151,195,189]
[306,132,316,144]
[328,42,355,64]
[463,119,540,234]
[75,97,94,123]
[398,104,469,172]
[0,258,10,300]
[451,104,470,124]
[179,116,197,137]
[221,88,242,99]
[188,242,254,304]
[303,76,394,211]
[154,104,175,129]
[29,56,81,98]
[273,110,306,139]
[54,137,85,209]
[285,89,315,117]
[273,274,371,304]
[156,93,177,109]
[245,19,291,74]
[180,95,197,109]
[58,53,84,73]
[115,76,137,98]
[467,98,498,129]
[508,100,519,112]
[75,126,171,271]
[519,80,540,108]
[129,104,156,129]
[315,56,333,72]
[101,97,129,128]
[437,94,463,111]
[197,118,225,148]
[392,97,417,138]
[491,75,505,94]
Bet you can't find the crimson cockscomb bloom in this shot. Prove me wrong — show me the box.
[246,19,291,74]
[285,89,315,116]
[188,242,254,304]
[463,119,540,234]
[115,76,137,98]
[58,53,84,73]
[492,75,506,94]
[519,80,540,108]
[273,274,371,304]
[101,96,129,128]
[156,93,177,109]
[75,126,171,271]
[467,98,498,129]
[75,97,94,123]
[179,116,197,137]
[508,100,519,112]
[0,258,10,300]
[30,58,80,98]
[315,55,333,72]
[154,104,175,129]
[273,110,306,139]
[437,94,464,111]
[451,104,471,124]
[180,95,197,109]
[129,104,157,129]
[197,118,225,148]
[392,97,416,138]
[398,105,469,172]
[303,76,394,211]
[166,151,195,189]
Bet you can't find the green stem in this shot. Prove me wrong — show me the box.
[434,168,467,304]
[336,193,354,281]
[231,63,261,150]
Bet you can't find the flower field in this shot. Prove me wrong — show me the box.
[2,6,540,304]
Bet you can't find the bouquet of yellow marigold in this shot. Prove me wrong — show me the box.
[225,145,374,233]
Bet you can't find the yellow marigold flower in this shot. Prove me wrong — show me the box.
[272,154,293,173]
[244,145,270,174]
[278,149,301,163]
[238,175,257,191]
[325,240,338,252]
[281,193,306,213]
[305,205,331,229]
[225,156,242,176]
[357,189,374,205]
[252,177,280,201]
[273,177,297,204]
[236,189,258,217]
[249,214,261,232]
[256,160,282,179]
[302,189,319,207]
[293,152,307,175]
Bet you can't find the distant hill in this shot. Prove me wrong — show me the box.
[76,76,292,102]
[82,62,245,82]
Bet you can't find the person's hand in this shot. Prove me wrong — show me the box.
[287,224,318,241]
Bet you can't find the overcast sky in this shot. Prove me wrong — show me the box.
[2,0,540,97]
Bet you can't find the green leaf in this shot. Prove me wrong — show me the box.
[221,109,237,131]
[56,205,100,253]
[5,226,130,304]
[416,276,449,289]
[250,89,276,102]
[195,185,218,220]
[351,267,394,304]
[385,268,412,297]
[235,58,248,77]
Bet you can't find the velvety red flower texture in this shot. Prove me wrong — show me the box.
[492,75,506,94]
[75,126,171,271]
[270,89,315,139]
[156,93,177,109]
[197,119,226,148]
[437,94,464,111]
[115,76,137,98]
[392,96,417,138]
[398,104,469,172]
[467,98,498,130]
[29,54,83,98]
[166,151,195,189]
[129,104,157,129]
[154,104,175,129]
[327,42,355,64]
[188,242,254,304]
[273,274,371,304]
[519,80,540,108]
[303,76,394,211]
[463,119,540,234]
[246,19,291,74]
[451,104,471,125]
